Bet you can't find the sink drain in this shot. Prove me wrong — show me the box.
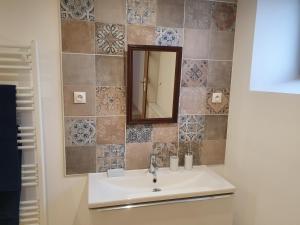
[152,188,162,192]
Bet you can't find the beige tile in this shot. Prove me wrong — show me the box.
[200,140,226,165]
[183,29,209,59]
[62,21,95,53]
[184,0,212,29]
[152,124,178,143]
[65,146,96,175]
[125,143,152,170]
[127,25,155,45]
[62,53,95,85]
[96,87,126,116]
[63,85,95,116]
[96,116,125,144]
[204,116,228,140]
[94,0,125,24]
[179,87,206,114]
[157,0,184,28]
[209,31,235,60]
[96,55,124,86]
[208,61,232,88]
[212,2,236,32]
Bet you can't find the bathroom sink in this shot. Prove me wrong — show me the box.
[88,166,235,209]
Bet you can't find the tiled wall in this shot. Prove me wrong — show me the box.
[60,0,237,175]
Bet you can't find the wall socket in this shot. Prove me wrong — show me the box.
[74,92,86,104]
[212,92,222,103]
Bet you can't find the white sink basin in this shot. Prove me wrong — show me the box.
[88,166,235,209]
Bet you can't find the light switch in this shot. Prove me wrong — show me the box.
[212,92,222,103]
[74,92,86,104]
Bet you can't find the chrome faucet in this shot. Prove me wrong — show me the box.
[149,154,158,182]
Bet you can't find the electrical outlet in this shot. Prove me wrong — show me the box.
[212,92,222,103]
[74,92,86,104]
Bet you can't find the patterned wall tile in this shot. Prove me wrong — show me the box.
[126,124,153,143]
[183,29,209,59]
[97,144,125,157]
[206,88,230,114]
[96,55,124,86]
[152,124,178,143]
[127,25,155,45]
[61,0,95,21]
[65,117,96,146]
[179,115,205,144]
[66,146,96,174]
[96,144,125,172]
[184,0,212,29]
[126,143,152,170]
[178,142,201,166]
[181,60,208,87]
[127,0,157,25]
[96,157,110,172]
[152,142,178,167]
[96,87,126,116]
[155,27,183,46]
[212,2,236,32]
[207,61,232,88]
[62,21,95,53]
[95,23,125,55]
[96,116,125,144]
[179,87,206,114]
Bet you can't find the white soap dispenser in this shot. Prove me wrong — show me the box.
[184,143,193,170]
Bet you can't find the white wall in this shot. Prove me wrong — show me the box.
[225,1,300,225]
[251,0,300,93]
[0,1,86,225]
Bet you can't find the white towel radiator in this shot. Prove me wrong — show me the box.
[0,41,47,225]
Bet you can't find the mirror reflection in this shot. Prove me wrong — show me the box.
[132,50,176,119]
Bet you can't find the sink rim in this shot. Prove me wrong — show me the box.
[88,166,235,209]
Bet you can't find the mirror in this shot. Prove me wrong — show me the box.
[127,45,182,124]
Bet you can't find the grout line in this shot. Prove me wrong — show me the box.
[208,0,237,4]
[64,115,126,118]
[61,52,125,57]
[183,57,233,62]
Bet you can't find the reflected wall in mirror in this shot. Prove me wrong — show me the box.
[127,45,182,124]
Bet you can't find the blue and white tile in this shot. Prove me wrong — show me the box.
[65,117,96,146]
[126,124,153,143]
[96,144,125,172]
[179,115,205,144]
[60,0,95,21]
[155,27,183,46]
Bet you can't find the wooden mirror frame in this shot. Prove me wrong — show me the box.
[127,45,182,125]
